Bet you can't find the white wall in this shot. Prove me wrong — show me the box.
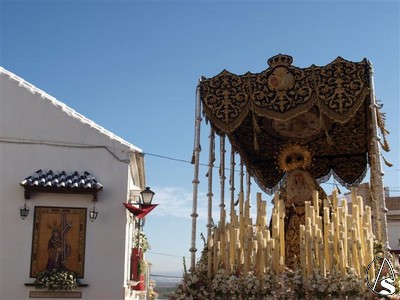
[0,70,140,299]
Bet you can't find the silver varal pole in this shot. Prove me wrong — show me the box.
[219,135,226,221]
[190,82,202,269]
[207,127,215,240]
[230,148,236,219]
[368,61,389,251]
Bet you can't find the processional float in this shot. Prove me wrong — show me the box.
[185,54,393,298]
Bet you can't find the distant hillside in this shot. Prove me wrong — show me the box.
[151,274,181,288]
[156,286,176,299]
[150,272,181,298]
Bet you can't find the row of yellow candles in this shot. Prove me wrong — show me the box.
[206,189,375,282]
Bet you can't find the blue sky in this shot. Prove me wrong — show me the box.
[1,0,399,277]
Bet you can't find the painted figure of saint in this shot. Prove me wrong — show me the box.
[46,222,71,270]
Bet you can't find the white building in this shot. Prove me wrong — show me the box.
[0,67,149,300]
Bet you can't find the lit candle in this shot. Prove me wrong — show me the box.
[332,189,339,212]
[341,198,348,215]
[239,191,245,248]
[323,207,330,269]
[316,216,323,233]
[243,233,249,274]
[259,231,266,275]
[271,239,277,274]
[236,243,241,274]
[357,240,363,282]
[229,223,236,270]
[313,225,319,268]
[319,240,326,277]
[352,204,359,231]
[220,209,226,269]
[313,190,319,216]
[367,236,375,281]
[310,208,316,226]
[339,240,346,278]
[300,225,307,279]
[207,236,213,278]
[340,207,347,263]
[351,228,359,275]
[262,200,267,228]
[256,193,262,227]
[305,201,311,223]
[346,216,353,259]
[357,196,365,259]
[272,216,278,239]
[351,187,357,205]
[214,241,220,276]
[332,213,339,265]
[329,241,334,273]
[266,238,272,270]
[357,196,364,216]
[308,231,314,276]
[245,198,250,221]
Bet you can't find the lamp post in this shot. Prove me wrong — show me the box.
[123,187,157,290]
[136,187,155,253]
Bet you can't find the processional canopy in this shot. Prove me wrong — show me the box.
[200,54,388,193]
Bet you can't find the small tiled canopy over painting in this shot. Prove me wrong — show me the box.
[20,170,103,201]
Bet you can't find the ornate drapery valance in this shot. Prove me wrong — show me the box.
[200,54,374,192]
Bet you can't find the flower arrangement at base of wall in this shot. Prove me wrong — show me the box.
[34,269,78,290]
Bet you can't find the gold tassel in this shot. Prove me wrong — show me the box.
[252,112,260,152]
[379,137,390,152]
[254,135,260,152]
[381,154,393,167]
[252,113,261,134]
[377,110,390,135]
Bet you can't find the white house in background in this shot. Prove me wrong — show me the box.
[0,67,150,300]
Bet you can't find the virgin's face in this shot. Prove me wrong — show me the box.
[286,169,315,203]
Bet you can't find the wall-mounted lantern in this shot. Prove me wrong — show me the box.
[20,202,30,220]
[89,206,99,222]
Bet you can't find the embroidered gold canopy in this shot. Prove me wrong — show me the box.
[200,54,380,192]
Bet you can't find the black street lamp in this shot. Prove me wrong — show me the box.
[140,187,155,205]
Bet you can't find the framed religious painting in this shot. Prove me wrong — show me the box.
[30,206,87,278]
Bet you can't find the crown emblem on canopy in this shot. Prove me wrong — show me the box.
[267,54,293,67]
